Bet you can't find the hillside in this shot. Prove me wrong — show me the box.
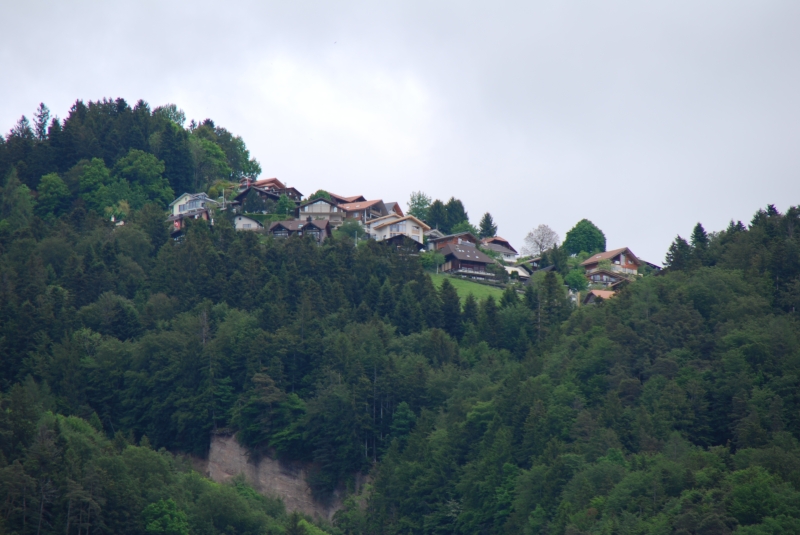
[429,272,505,301]
[2,100,800,535]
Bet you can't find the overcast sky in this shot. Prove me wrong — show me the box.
[2,1,799,262]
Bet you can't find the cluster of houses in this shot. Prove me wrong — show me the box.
[166,178,658,304]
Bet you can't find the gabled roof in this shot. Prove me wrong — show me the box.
[482,242,517,256]
[581,247,640,266]
[365,213,402,226]
[234,215,264,227]
[583,290,616,304]
[429,231,479,243]
[385,202,404,216]
[482,236,517,254]
[269,219,330,232]
[425,229,446,239]
[252,177,285,189]
[440,243,495,264]
[329,193,367,204]
[298,196,338,208]
[371,215,431,231]
[168,192,216,207]
[339,199,384,211]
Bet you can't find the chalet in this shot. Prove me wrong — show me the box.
[366,214,430,243]
[518,256,545,272]
[581,247,641,275]
[427,232,480,252]
[233,215,264,231]
[440,243,496,280]
[167,192,218,235]
[267,217,331,244]
[384,234,426,252]
[585,269,627,288]
[582,289,616,305]
[338,200,388,224]
[235,177,303,205]
[295,197,346,227]
[481,237,518,262]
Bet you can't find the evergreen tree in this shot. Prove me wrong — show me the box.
[691,222,709,265]
[563,219,606,255]
[462,293,479,325]
[478,212,498,238]
[665,235,693,271]
[439,279,463,339]
[377,280,396,318]
[407,191,431,221]
[394,285,424,335]
[158,122,194,194]
[427,200,447,232]
[478,296,500,347]
[444,197,469,232]
[500,286,520,308]
[33,103,50,141]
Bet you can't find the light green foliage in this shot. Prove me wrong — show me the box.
[333,219,366,241]
[420,250,445,271]
[189,135,232,191]
[78,158,112,212]
[451,220,479,237]
[113,149,174,207]
[564,269,588,292]
[36,172,71,218]
[429,273,505,300]
[142,499,189,535]
[275,193,296,216]
[407,190,431,221]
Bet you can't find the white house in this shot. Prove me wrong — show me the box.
[233,215,264,231]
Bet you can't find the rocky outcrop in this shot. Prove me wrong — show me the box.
[195,434,345,520]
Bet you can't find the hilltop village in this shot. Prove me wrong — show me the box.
[167,176,661,304]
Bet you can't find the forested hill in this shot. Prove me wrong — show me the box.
[1,100,800,535]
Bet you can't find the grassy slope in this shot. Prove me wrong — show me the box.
[428,272,505,301]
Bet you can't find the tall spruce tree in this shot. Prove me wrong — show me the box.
[439,279,463,339]
[479,212,498,239]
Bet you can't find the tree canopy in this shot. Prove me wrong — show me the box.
[563,218,606,255]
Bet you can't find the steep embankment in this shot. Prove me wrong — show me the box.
[195,435,350,520]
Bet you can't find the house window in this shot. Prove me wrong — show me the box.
[243,224,251,229]
[389,223,406,232]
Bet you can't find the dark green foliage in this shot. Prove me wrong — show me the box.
[5,103,800,535]
[479,212,498,238]
[426,199,447,232]
[563,218,607,255]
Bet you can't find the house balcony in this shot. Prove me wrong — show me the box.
[586,265,637,276]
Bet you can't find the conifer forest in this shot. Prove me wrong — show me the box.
[2,99,800,535]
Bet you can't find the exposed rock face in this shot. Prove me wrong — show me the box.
[197,434,343,520]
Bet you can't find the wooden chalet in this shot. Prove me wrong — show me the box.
[581,247,641,276]
[427,232,480,251]
[582,289,616,305]
[267,217,331,244]
[440,243,496,280]
[235,177,303,206]
[586,269,628,288]
[384,234,426,252]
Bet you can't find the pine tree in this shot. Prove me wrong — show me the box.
[462,294,479,325]
[394,285,424,335]
[377,280,396,318]
[500,286,520,308]
[691,222,709,266]
[479,212,498,239]
[439,279,463,339]
[444,197,469,233]
[665,236,692,271]
[427,200,447,232]
[33,103,50,141]
[479,296,500,347]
